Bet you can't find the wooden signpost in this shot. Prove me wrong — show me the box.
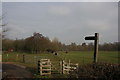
[85,33,99,63]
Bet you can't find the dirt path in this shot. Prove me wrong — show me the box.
[2,62,33,80]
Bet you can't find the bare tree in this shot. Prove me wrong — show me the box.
[0,15,9,39]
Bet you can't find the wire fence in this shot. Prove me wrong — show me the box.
[2,52,118,65]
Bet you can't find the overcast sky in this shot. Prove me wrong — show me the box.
[2,2,118,45]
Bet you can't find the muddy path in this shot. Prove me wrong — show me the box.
[2,62,34,80]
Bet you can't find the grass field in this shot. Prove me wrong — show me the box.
[2,51,119,78]
[58,51,118,64]
[2,51,118,63]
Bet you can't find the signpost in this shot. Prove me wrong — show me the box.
[85,33,99,63]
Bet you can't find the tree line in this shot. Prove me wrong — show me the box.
[2,32,120,53]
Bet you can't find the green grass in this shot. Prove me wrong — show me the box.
[58,51,93,64]
[98,51,118,63]
[58,51,118,65]
[2,51,118,65]
[2,52,63,78]
[2,51,119,78]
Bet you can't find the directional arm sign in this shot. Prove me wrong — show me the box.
[85,36,96,40]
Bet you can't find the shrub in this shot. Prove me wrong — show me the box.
[69,63,120,79]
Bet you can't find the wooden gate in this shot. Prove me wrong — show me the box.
[61,60,78,74]
[38,59,51,75]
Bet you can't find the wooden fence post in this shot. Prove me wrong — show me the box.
[38,60,40,74]
[62,60,64,74]
[23,54,25,63]
[7,54,8,61]
[16,54,18,62]
[60,60,64,74]
[94,33,99,63]
[60,61,62,74]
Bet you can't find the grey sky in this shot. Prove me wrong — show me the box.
[3,2,118,45]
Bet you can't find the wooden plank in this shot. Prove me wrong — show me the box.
[41,72,51,75]
[85,36,96,40]
[63,66,71,69]
[70,67,77,69]
[70,63,78,66]
[40,59,50,61]
[63,71,69,74]
[40,69,51,71]
[40,65,51,67]
[41,62,50,64]
[40,61,51,63]
[40,59,49,60]
[41,63,51,65]
[63,69,70,71]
